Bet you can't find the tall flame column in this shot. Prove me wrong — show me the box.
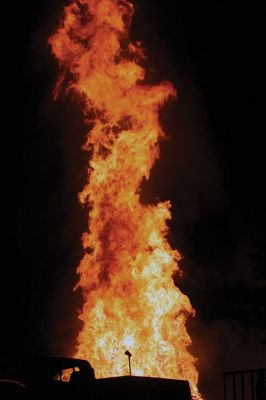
[49,1,202,398]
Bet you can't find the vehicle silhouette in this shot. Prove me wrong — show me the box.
[0,356,192,399]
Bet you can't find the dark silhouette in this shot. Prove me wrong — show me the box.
[256,370,266,400]
[224,369,266,400]
[125,350,132,376]
[0,356,192,399]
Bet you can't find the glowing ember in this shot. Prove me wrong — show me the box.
[49,0,202,398]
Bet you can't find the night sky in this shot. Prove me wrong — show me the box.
[1,1,265,399]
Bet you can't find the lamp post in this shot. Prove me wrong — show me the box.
[125,350,132,376]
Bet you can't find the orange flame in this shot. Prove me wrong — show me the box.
[49,1,202,398]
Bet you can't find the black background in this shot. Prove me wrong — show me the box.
[1,1,265,399]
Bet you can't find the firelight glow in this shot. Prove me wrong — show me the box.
[49,1,203,399]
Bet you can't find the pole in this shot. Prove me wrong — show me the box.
[125,350,132,376]
[223,373,227,400]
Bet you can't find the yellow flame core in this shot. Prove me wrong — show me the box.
[49,1,202,398]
